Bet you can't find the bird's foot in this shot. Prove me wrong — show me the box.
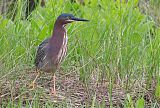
[50,87,56,96]
[29,81,37,90]
[29,71,40,90]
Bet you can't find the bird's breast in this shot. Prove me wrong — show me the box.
[57,34,68,63]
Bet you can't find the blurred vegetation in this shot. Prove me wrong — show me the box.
[0,0,160,107]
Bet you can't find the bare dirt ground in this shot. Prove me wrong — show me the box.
[0,67,157,107]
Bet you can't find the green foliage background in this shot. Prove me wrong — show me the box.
[0,0,160,107]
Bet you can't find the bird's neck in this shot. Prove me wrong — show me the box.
[50,22,66,44]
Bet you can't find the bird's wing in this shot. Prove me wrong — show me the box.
[35,38,50,68]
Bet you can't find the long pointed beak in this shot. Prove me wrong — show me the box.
[71,17,89,21]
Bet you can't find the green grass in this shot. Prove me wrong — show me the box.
[0,0,160,107]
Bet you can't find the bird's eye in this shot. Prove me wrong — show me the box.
[67,16,71,19]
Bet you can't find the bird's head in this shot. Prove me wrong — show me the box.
[56,13,89,25]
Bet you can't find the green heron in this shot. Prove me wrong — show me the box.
[31,13,89,95]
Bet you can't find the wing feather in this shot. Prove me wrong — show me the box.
[35,38,50,68]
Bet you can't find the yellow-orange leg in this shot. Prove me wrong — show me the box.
[29,70,40,89]
[50,74,56,96]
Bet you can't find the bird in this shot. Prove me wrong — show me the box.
[30,13,89,96]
